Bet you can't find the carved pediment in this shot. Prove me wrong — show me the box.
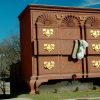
[36,14,57,26]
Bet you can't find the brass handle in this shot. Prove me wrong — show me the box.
[44,61,55,70]
[90,30,100,38]
[44,43,55,52]
[92,44,100,52]
[43,28,53,37]
[92,60,100,68]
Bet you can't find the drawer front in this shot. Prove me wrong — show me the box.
[60,57,83,74]
[61,40,74,55]
[34,40,74,55]
[34,40,61,55]
[59,28,81,39]
[87,40,100,54]
[36,27,81,40]
[33,56,61,75]
[36,27,59,39]
[87,56,100,77]
[86,29,100,39]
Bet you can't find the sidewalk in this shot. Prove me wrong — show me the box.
[3,97,100,100]
[3,98,32,100]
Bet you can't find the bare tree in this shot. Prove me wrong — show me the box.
[0,34,20,94]
[0,34,20,67]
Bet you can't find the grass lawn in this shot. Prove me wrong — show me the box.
[17,89,100,100]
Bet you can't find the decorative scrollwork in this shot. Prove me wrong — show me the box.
[61,15,81,27]
[79,16,87,21]
[36,14,57,26]
[84,16,99,27]
[55,14,64,20]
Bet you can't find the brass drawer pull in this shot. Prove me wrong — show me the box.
[90,30,100,38]
[44,61,55,70]
[92,44,100,52]
[43,28,53,37]
[44,43,55,52]
[92,60,100,68]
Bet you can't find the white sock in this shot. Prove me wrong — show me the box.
[72,40,79,59]
[77,40,88,60]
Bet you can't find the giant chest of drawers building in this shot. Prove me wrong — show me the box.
[19,4,100,93]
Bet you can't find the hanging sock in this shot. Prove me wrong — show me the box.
[72,40,79,59]
[77,40,88,60]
